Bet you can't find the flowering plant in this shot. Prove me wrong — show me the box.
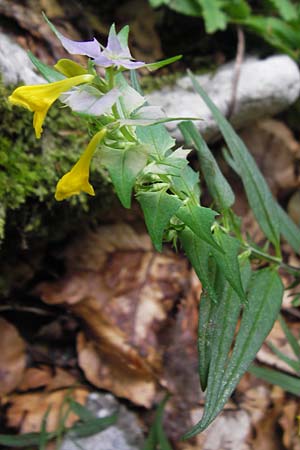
[9,15,300,439]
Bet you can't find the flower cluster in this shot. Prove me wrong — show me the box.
[9,16,179,200]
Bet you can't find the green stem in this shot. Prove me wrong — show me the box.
[243,243,300,277]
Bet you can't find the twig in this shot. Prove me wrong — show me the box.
[227,26,245,118]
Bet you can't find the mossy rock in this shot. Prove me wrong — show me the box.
[0,78,116,295]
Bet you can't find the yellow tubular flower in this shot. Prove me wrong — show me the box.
[8,74,94,138]
[55,128,107,201]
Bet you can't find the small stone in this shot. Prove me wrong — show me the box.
[148,55,300,142]
[59,393,145,450]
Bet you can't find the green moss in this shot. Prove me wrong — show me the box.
[0,78,115,238]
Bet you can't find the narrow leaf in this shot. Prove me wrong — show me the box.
[180,228,219,303]
[179,121,235,209]
[187,269,283,435]
[267,342,300,372]
[67,398,95,422]
[278,314,300,360]
[70,414,117,438]
[137,190,182,251]
[212,229,246,301]
[249,365,300,397]
[188,71,280,250]
[0,432,56,447]
[101,144,149,208]
[176,204,221,251]
[28,52,65,82]
[146,55,182,71]
[198,262,226,390]
[277,203,300,254]
[185,261,252,437]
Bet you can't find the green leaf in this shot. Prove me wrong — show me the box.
[0,432,56,447]
[70,414,117,438]
[28,52,65,82]
[148,0,167,7]
[249,365,300,396]
[267,0,298,21]
[278,314,300,360]
[176,203,221,251]
[67,398,95,422]
[185,260,251,438]
[222,0,251,19]
[136,124,175,159]
[189,71,280,250]
[185,268,283,436]
[146,55,182,71]
[212,229,246,301]
[179,121,235,210]
[100,144,149,208]
[143,395,173,450]
[117,25,130,47]
[277,203,300,254]
[267,341,300,372]
[180,228,220,304]
[196,0,228,33]
[137,190,182,251]
[160,0,202,16]
[198,262,226,390]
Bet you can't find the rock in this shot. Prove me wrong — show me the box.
[0,32,44,85]
[148,55,300,142]
[59,392,145,450]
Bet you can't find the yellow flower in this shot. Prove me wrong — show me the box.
[55,128,106,201]
[8,74,94,138]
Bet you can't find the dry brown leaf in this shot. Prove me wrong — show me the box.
[4,387,88,433]
[0,317,26,396]
[240,119,300,194]
[77,332,156,408]
[278,400,300,449]
[18,366,77,392]
[37,224,190,407]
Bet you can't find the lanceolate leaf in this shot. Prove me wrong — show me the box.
[180,228,219,303]
[146,55,182,71]
[137,190,182,251]
[100,144,149,208]
[277,203,300,254]
[188,71,280,250]
[198,262,226,390]
[249,365,300,397]
[212,229,246,301]
[176,203,220,251]
[28,52,65,82]
[179,121,235,210]
[183,261,251,438]
[185,268,283,437]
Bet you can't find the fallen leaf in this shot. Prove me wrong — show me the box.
[0,317,26,396]
[37,224,190,407]
[18,366,77,392]
[77,332,156,407]
[240,119,300,194]
[4,387,88,433]
[278,400,300,449]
